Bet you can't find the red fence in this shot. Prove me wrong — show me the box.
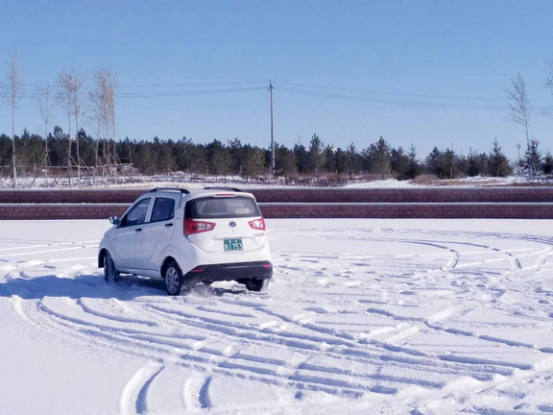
[0,188,552,219]
[2,187,553,204]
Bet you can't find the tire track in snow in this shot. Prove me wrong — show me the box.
[119,363,164,415]
[5,226,553,413]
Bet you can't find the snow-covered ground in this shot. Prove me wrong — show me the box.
[1,219,552,414]
[0,173,531,189]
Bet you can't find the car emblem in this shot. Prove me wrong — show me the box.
[229,221,236,228]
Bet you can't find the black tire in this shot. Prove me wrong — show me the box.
[164,261,188,296]
[103,251,120,283]
[245,278,269,292]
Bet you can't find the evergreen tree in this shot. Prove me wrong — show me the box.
[281,150,298,179]
[405,144,422,180]
[466,149,485,177]
[443,148,458,179]
[426,147,445,178]
[0,134,12,167]
[334,147,347,174]
[344,143,360,177]
[293,144,309,173]
[228,138,243,174]
[308,133,325,182]
[523,139,541,179]
[188,144,208,178]
[323,145,337,173]
[391,147,409,180]
[371,136,392,179]
[207,139,231,179]
[542,151,553,176]
[488,139,512,177]
[241,145,266,181]
[275,144,297,177]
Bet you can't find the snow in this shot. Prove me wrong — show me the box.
[1,218,553,414]
[344,176,522,188]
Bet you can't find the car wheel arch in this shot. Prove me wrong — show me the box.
[98,248,108,268]
[160,256,179,279]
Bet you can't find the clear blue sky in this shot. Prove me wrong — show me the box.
[1,0,553,159]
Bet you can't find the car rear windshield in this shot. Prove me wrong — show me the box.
[185,196,261,219]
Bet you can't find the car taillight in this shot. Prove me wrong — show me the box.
[184,218,216,236]
[249,217,266,231]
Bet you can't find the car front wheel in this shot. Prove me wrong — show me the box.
[103,251,120,283]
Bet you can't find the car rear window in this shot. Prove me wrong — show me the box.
[185,196,261,219]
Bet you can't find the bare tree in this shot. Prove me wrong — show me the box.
[35,82,55,184]
[58,68,76,185]
[506,73,534,178]
[57,68,86,184]
[546,59,553,115]
[1,52,25,187]
[73,72,86,181]
[90,69,116,181]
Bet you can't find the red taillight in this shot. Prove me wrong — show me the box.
[249,217,266,231]
[184,218,216,236]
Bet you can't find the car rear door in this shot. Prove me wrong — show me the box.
[184,194,267,255]
[142,195,178,271]
[115,197,152,269]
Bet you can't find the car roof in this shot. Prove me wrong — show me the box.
[143,188,254,199]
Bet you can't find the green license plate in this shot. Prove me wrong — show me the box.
[224,239,243,252]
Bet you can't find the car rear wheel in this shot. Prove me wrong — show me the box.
[103,252,120,283]
[165,261,188,295]
[245,278,269,292]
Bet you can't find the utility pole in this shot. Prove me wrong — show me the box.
[269,81,275,177]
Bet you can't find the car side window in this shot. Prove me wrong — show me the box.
[150,198,175,223]
[121,198,151,227]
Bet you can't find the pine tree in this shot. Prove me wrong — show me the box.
[466,149,482,177]
[344,142,359,177]
[391,147,409,180]
[542,151,553,176]
[488,139,512,177]
[308,133,325,182]
[293,144,309,174]
[426,147,445,178]
[523,139,541,180]
[241,145,266,181]
[372,136,391,179]
[405,144,422,180]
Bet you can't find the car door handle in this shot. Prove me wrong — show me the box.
[135,228,143,232]
[165,223,174,228]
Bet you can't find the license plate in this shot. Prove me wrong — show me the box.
[224,239,243,252]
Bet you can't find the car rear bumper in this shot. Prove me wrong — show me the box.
[185,260,273,283]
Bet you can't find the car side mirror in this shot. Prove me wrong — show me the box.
[109,216,121,226]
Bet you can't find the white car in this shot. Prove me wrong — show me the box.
[98,187,272,295]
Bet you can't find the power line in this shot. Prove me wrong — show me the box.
[1,80,268,88]
[8,86,266,99]
[276,80,553,102]
[114,86,266,98]
[274,86,547,111]
[116,80,269,88]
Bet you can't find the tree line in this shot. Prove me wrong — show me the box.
[2,51,553,185]
[3,127,551,184]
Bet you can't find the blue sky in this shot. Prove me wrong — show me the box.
[1,0,553,158]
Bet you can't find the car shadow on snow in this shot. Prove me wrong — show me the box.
[0,273,253,300]
[0,273,166,300]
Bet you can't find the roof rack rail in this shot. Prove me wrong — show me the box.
[148,187,190,194]
[204,186,242,192]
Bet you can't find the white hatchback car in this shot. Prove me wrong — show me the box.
[98,187,272,295]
